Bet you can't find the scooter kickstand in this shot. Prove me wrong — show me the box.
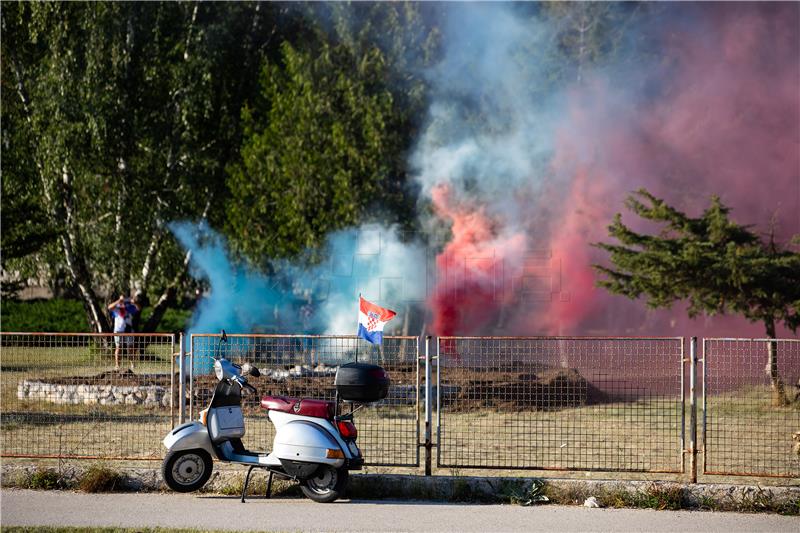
[241,465,257,503]
[265,471,273,499]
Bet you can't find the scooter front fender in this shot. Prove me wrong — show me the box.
[163,421,215,457]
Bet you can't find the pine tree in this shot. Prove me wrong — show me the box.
[594,189,800,406]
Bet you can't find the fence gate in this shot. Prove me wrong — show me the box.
[434,336,685,474]
[702,338,800,478]
[0,332,176,460]
[189,334,420,467]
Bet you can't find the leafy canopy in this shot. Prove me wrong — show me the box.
[226,41,409,262]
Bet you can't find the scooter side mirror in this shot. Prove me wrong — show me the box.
[241,362,261,377]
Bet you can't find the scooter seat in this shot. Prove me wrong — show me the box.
[260,395,334,419]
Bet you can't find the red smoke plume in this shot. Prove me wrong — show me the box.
[429,4,799,337]
[430,184,526,335]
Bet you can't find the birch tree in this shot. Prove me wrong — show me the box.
[2,2,271,331]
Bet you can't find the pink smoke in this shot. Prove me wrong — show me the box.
[430,184,527,336]
[429,4,799,337]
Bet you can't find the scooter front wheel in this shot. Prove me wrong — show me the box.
[300,465,349,503]
[162,448,213,493]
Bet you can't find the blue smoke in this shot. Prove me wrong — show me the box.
[170,221,427,343]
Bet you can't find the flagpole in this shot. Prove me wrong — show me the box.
[355,293,360,363]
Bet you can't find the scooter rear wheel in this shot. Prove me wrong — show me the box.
[162,448,213,493]
[300,465,349,503]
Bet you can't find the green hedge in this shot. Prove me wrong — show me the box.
[1,298,191,333]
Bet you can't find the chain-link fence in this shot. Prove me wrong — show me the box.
[0,332,176,459]
[189,334,419,467]
[702,338,800,478]
[4,330,798,483]
[435,337,685,473]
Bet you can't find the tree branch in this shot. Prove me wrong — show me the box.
[142,197,212,332]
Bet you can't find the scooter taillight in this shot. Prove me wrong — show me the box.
[337,420,357,439]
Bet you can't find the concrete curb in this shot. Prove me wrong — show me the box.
[2,464,798,513]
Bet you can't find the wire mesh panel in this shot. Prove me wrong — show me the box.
[0,332,175,459]
[190,334,419,467]
[703,338,800,478]
[436,337,684,473]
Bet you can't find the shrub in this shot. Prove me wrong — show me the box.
[27,468,65,489]
[1,298,192,333]
[142,307,192,333]
[78,465,125,492]
[633,483,685,511]
[1,299,88,332]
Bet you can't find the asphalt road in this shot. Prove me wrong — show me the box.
[1,489,798,532]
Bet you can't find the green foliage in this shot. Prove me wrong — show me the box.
[594,189,800,336]
[26,468,67,490]
[1,299,89,332]
[1,2,277,330]
[3,1,431,322]
[0,299,190,333]
[503,478,550,506]
[143,307,192,333]
[226,40,412,262]
[631,483,685,511]
[0,154,57,263]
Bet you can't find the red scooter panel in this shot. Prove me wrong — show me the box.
[260,395,335,420]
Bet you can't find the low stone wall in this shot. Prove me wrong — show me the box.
[17,380,169,407]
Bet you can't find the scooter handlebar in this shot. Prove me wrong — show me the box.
[234,376,258,395]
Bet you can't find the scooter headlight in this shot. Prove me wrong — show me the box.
[214,358,240,381]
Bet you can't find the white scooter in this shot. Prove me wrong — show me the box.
[162,332,389,503]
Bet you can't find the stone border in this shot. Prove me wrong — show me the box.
[17,380,169,407]
[2,464,797,514]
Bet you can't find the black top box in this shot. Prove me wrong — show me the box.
[334,362,390,402]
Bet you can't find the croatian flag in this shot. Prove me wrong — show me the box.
[357,296,396,345]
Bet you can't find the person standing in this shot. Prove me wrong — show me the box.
[108,295,139,370]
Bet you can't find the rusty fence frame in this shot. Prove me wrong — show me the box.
[433,336,687,475]
[2,330,798,484]
[188,333,421,468]
[701,337,800,479]
[0,331,176,460]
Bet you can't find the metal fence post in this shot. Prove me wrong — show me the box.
[701,338,707,477]
[170,334,176,428]
[178,333,186,425]
[424,335,432,476]
[689,336,698,483]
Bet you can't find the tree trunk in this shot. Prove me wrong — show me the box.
[764,318,787,407]
[59,165,112,333]
[55,166,110,333]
